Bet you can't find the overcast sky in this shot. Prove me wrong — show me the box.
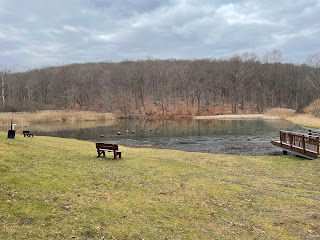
[0,0,319,70]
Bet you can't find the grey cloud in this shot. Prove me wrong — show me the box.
[89,0,170,15]
[0,0,319,69]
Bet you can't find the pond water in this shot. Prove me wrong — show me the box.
[27,119,307,156]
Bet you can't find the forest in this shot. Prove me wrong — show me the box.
[1,50,320,119]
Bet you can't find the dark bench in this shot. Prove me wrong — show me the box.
[96,142,122,159]
[23,131,33,137]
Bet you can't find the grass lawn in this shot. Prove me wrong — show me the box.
[0,132,319,239]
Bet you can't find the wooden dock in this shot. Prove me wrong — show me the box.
[271,130,320,160]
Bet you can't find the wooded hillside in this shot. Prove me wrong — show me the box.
[1,51,320,118]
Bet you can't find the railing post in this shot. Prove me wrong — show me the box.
[279,130,282,147]
[317,137,319,155]
[289,132,293,149]
[302,135,305,153]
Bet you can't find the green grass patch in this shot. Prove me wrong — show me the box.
[0,132,319,239]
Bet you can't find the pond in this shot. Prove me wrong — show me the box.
[27,119,307,156]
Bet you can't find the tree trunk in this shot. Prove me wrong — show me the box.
[1,74,5,110]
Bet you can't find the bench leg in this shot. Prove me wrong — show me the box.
[113,152,121,159]
[97,150,105,157]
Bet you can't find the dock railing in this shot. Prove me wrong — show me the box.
[308,129,320,137]
[278,130,319,156]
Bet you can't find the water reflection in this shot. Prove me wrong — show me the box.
[28,119,307,156]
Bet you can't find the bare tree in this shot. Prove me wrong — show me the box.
[1,52,316,117]
[306,53,320,116]
[0,68,11,111]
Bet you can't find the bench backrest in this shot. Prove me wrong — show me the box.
[23,131,30,134]
[96,143,118,151]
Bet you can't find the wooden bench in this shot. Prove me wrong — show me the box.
[96,142,122,159]
[23,131,33,137]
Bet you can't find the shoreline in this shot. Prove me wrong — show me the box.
[194,114,280,120]
[1,110,319,129]
[195,113,320,129]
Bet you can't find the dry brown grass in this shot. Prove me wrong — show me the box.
[195,114,279,120]
[280,99,320,129]
[304,98,320,116]
[287,114,320,129]
[195,108,296,120]
[265,108,295,120]
[0,110,114,128]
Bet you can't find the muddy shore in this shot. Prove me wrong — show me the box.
[194,114,280,120]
